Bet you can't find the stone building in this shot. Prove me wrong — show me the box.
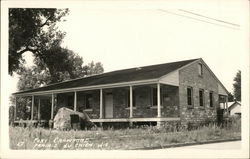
[13,58,229,127]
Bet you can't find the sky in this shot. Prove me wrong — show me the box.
[7,0,248,96]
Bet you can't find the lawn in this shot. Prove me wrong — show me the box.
[9,118,241,150]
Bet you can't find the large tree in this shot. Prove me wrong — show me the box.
[9,8,105,122]
[9,8,69,75]
[233,70,241,101]
[34,46,81,83]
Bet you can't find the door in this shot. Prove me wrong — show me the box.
[105,93,113,118]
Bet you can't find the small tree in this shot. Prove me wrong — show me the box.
[227,92,234,102]
[233,70,241,101]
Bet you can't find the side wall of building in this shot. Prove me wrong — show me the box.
[179,60,218,126]
[229,104,241,116]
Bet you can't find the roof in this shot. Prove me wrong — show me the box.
[228,101,241,110]
[13,58,198,95]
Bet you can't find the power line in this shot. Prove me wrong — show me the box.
[178,9,240,27]
[157,9,240,30]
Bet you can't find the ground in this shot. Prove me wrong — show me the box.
[9,117,241,150]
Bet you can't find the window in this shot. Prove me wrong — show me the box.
[85,94,93,109]
[198,63,203,76]
[187,87,193,106]
[199,89,204,106]
[209,92,213,107]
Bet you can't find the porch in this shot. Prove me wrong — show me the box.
[13,82,180,127]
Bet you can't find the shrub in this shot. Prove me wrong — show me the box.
[226,116,241,131]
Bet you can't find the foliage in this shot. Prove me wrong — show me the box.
[17,55,104,91]
[33,47,80,83]
[227,92,234,102]
[17,66,51,91]
[233,70,241,101]
[9,8,68,75]
[12,51,104,122]
[9,8,105,123]
[85,61,104,76]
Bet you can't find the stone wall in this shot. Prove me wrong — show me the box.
[57,93,74,110]
[133,86,155,118]
[112,85,179,118]
[56,85,179,120]
[113,88,130,118]
[77,90,100,119]
[179,60,218,126]
[56,91,100,119]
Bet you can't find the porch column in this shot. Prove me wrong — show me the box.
[100,89,103,119]
[157,83,161,118]
[14,96,17,121]
[31,95,34,120]
[74,91,77,111]
[38,98,41,120]
[129,86,133,118]
[51,93,54,120]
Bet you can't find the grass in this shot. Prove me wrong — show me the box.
[9,117,241,150]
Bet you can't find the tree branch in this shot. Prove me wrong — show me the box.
[40,15,53,27]
[17,46,38,54]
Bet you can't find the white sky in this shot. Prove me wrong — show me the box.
[7,0,248,95]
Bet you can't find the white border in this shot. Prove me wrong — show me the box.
[1,0,249,158]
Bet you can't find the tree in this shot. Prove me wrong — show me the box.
[34,46,77,83]
[9,8,69,75]
[18,52,104,90]
[9,95,31,122]
[17,66,51,91]
[233,70,241,101]
[84,61,104,76]
[12,52,104,121]
[227,92,234,102]
[9,8,105,122]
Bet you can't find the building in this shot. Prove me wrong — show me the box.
[228,101,241,116]
[13,58,229,127]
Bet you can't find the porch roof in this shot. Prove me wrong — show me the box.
[13,58,198,95]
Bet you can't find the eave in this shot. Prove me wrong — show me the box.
[13,78,159,97]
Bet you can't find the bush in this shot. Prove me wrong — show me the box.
[226,116,241,130]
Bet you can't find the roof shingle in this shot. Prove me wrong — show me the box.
[13,58,198,95]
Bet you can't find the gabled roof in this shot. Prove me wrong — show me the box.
[228,101,241,110]
[198,58,229,95]
[13,58,198,95]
